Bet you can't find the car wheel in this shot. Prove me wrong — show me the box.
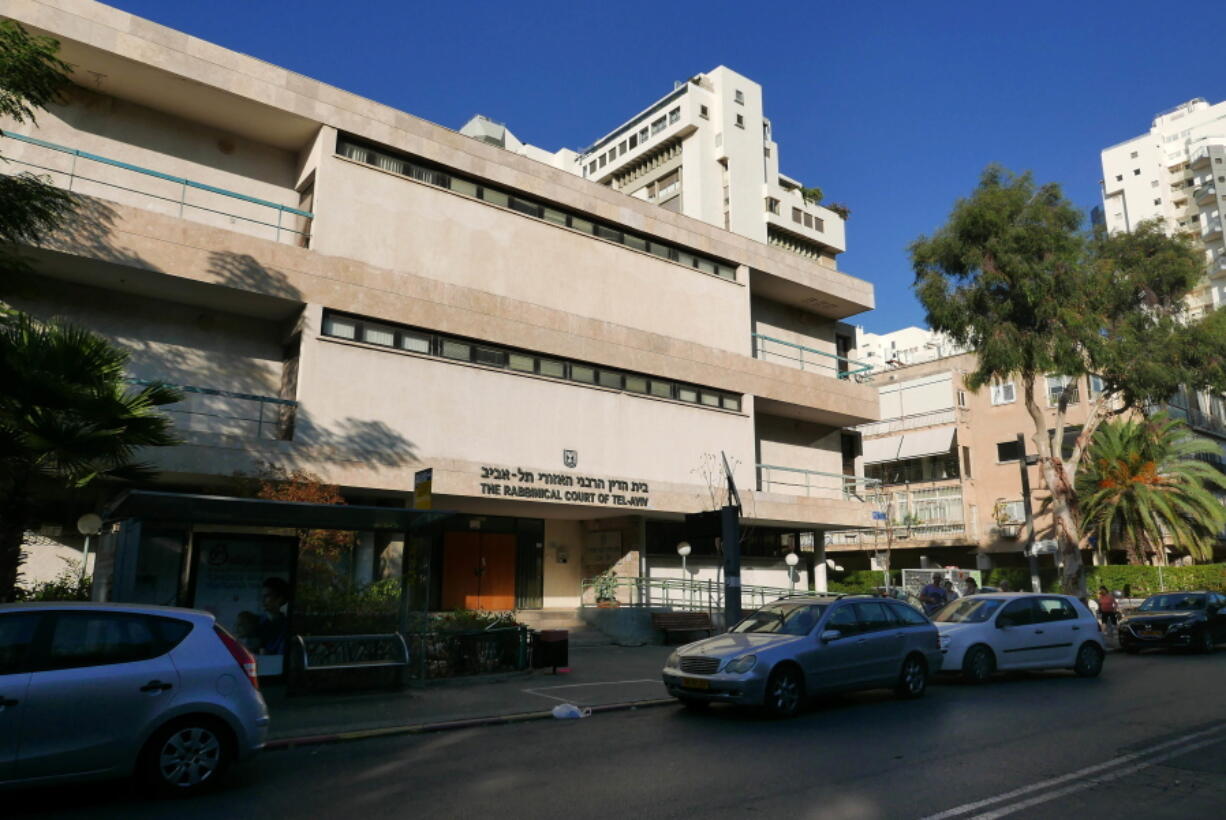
[679,697,709,712]
[1074,642,1105,677]
[1200,629,1215,655]
[962,645,995,684]
[764,665,803,719]
[141,717,233,795]
[894,654,927,700]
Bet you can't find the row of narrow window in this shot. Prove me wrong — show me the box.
[338,136,735,281]
[322,311,743,412]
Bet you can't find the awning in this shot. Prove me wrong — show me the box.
[862,426,956,464]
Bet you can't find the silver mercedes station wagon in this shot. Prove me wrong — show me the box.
[661,595,942,717]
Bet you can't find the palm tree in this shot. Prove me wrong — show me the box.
[1076,413,1226,565]
[0,313,182,601]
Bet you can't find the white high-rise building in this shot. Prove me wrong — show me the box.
[1100,98,1226,316]
[855,326,965,369]
[463,67,847,267]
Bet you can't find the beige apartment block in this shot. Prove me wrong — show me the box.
[3,1,880,609]
[827,353,1125,571]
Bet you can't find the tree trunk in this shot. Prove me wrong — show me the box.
[1022,375,1085,598]
[0,476,31,604]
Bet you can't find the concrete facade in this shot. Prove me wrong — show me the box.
[5,1,879,606]
[1100,98,1226,317]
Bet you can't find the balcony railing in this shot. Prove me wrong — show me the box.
[1204,219,1224,240]
[826,522,968,547]
[855,408,957,437]
[1194,184,1217,205]
[2,132,313,245]
[129,379,296,441]
[751,333,872,378]
[756,464,880,501]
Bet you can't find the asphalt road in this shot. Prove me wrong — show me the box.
[9,651,1226,819]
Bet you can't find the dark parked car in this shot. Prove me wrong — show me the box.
[1118,592,1226,654]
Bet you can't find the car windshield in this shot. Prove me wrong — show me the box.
[933,597,1004,623]
[1138,594,1205,612]
[732,604,826,635]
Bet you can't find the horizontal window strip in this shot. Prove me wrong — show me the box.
[321,310,742,413]
[336,136,736,281]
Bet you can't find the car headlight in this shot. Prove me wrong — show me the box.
[666,651,681,669]
[724,655,757,674]
[938,634,952,650]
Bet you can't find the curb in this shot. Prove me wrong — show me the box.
[264,697,677,750]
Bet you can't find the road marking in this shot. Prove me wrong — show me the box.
[522,679,662,703]
[920,722,1226,820]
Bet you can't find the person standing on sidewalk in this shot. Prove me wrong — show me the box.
[1097,586,1119,635]
[920,573,948,616]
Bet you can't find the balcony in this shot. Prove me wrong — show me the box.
[2,132,312,246]
[1209,257,1226,280]
[130,379,296,441]
[756,464,881,501]
[1190,147,1214,169]
[1204,218,1224,242]
[752,333,872,379]
[825,522,969,548]
[855,408,957,437]
[1195,184,1218,205]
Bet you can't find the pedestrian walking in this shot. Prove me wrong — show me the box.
[920,573,948,616]
[1097,585,1119,635]
[963,576,979,596]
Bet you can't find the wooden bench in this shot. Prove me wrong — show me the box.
[289,633,410,694]
[652,612,715,644]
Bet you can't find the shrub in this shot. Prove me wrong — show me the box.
[1086,564,1226,597]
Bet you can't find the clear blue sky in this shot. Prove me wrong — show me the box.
[109,0,1226,333]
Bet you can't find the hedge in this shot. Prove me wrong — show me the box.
[1085,564,1226,597]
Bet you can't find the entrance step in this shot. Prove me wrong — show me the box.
[517,609,614,646]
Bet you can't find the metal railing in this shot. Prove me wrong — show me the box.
[756,464,881,500]
[581,576,797,612]
[826,522,968,546]
[751,333,872,378]
[855,408,957,437]
[1,131,313,245]
[128,378,296,441]
[1194,184,1217,204]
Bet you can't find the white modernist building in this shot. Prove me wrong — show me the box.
[1100,98,1226,316]
[854,326,965,370]
[5,2,880,621]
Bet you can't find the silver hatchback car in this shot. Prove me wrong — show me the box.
[1,602,269,794]
[662,595,942,717]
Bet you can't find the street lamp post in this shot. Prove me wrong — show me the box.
[676,541,692,608]
[785,552,799,593]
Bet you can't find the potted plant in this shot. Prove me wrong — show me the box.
[594,570,619,607]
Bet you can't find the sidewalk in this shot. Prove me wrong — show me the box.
[262,643,675,746]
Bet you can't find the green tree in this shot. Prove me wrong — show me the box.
[1077,413,1226,565]
[0,314,181,602]
[0,20,76,280]
[911,165,1226,595]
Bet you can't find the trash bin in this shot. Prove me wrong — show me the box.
[533,629,569,671]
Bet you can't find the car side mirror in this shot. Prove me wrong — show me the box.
[820,629,841,643]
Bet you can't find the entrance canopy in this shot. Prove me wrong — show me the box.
[862,427,956,464]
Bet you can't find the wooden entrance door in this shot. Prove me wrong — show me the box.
[441,532,518,610]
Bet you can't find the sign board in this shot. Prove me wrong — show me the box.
[479,464,649,509]
[414,468,433,510]
[871,511,887,521]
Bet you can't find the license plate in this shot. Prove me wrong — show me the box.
[681,677,709,690]
[1140,629,1162,638]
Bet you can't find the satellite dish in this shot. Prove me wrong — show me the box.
[76,513,103,536]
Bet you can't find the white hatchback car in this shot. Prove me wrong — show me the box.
[933,593,1106,682]
[1,603,269,795]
